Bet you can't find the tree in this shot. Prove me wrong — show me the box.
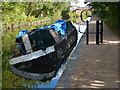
[90,2,119,27]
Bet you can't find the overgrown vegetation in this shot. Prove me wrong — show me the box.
[90,2,119,28]
[1,2,71,28]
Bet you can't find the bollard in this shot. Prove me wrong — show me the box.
[85,20,103,45]
[96,21,99,45]
[86,20,89,45]
[100,21,103,43]
[78,24,80,32]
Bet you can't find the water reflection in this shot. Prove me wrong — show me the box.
[10,65,57,81]
[11,60,67,88]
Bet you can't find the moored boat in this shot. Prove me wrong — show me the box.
[9,20,78,80]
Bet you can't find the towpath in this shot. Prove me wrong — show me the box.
[56,16,119,88]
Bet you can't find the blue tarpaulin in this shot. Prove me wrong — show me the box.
[16,19,66,41]
[17,30,28,38]
[16,30,28,43]
[15,19,66,54]
[36,19,66,36]
[16,19,66,44]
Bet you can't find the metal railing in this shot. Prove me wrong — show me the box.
[86,20,104,45]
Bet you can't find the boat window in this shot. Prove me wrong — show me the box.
[28,30,56,51]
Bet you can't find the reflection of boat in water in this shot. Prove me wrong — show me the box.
[9,20,78,80]
[9,64,58,81]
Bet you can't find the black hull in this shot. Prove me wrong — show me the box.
[9,64,57,81]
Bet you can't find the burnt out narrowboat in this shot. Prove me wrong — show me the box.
[9,20,78,80]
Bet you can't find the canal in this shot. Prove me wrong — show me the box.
[2,19,87,88]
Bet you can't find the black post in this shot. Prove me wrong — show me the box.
[86,20,89,45]
[100,21,103,43]
[96,20,99,45]
[78,24,80,32]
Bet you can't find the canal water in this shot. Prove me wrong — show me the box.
[3,20,87,88]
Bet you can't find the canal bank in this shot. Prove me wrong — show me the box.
[56,16,119,88]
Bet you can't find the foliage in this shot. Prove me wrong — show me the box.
[1,2,71,28]
[69,11,79,17]
[90,2,119,28]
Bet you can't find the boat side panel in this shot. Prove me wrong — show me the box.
[55,28,77,59]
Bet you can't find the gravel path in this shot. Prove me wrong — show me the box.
[56,16,119,88]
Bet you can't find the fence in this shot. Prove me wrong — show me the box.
[0,18,59,31]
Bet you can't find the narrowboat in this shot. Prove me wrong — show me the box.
[9,20,78,80]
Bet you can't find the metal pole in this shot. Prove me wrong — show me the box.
[100,21,103,43]
[96,20,99,45]
[86,20,89,45]
[78,23,80,32]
